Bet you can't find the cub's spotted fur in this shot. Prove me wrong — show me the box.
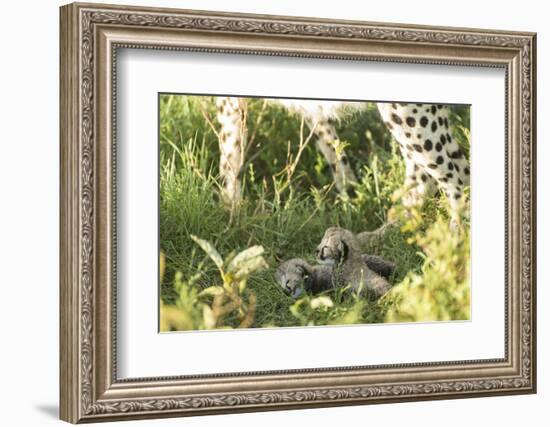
[275,258,333,298]
[316,227,392,299]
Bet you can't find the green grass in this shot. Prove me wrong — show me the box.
[159,95,471,330]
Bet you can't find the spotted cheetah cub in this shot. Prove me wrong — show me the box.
[275,258,334,298]
[276,255,395,298]
[316,227,391,299]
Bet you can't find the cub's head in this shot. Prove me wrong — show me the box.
[316,227,357,265]
[275,258,311,298]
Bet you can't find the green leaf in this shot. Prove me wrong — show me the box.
[290,299,306,318]
[233,256,268,281]
[190,235,224,272]
[310,296,334,309]
[227,245,265,273]
[198,286,225,297]
[202,306,217,329]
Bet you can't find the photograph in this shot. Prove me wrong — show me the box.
[158,94,472,331]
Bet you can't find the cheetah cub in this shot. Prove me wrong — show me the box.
[276,255,395,298]
[275,258,333,298]
[316,227,392,299]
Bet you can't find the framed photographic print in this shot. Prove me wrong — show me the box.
[60,2,537,423]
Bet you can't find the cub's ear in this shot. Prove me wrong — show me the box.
[337,240,349,262]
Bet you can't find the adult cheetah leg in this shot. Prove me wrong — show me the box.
[309,119,357,196]
[423,161,469,222]
[216,97,246,207]
[377,102,470,221]
[401,160,437,209]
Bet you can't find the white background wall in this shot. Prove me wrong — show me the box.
[0,0,546,425]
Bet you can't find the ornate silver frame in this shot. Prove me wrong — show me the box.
[60,2,537,423]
